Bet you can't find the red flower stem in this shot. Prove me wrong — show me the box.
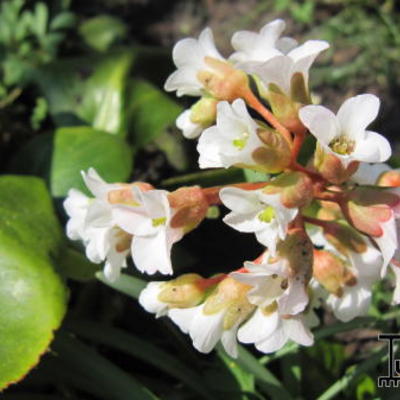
[202,181,269,205]
[242,89,293,145]
[291,130,305,163]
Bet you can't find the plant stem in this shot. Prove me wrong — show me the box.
[242,88,293,145]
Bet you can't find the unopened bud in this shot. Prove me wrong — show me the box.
[252,128,291,173]
[314,144,359,184]
[278,228,313,283]
[263,171,314,208]
[267,76,309,134]
[378,170,400,187]
[168,186,209,233]
[197,57,249,101]
[158,273,206,308]
[190,96,218,127]
[313,249,346,296]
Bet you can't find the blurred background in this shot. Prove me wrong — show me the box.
[1,0,400,399]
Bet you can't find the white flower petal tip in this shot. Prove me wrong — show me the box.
[164,27,224,97]
[176,109,203,139]
[219,186,297,255]
[139,282,169,317]
[299,94,391,166]
[197,99,263,170]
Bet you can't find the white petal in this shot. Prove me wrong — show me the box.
[131,230,173,275]
[176,109,203,139]
[374,216,397,274]
[299,105,340,146]
[278,278,309,315]
[197,126,224,168]
[164,67,203,97]
[113,205,154,236]
[220,187,262,213]
[288,40,329,86]
[81,168,111,200]
[351,131,391,163]
[238,308,279,343]
[221,328,239,358]
[337,94,380,138]
[139,282,169,317]
[85,200,112,228]
[327,285,371,322]
[168,306,200,332]
[285,316,314,346]
[189,309,225,354]
[255,318,287,353]
[255,55,293,95]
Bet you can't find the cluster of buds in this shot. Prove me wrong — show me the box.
[64,19,400,357]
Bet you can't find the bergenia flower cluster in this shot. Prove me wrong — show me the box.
[64,19,400,358]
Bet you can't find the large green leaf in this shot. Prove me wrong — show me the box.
[50,126,133,197]
[0,176,67,390]
[36,51,134,135]
[127,79,182,147]
[79,51,134,136]
[0,175,62,258]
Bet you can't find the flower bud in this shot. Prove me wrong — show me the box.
[263,171,314,208]
[203,276,255,329]
[314,144,359,184]
[278,228,314,283]
[168,186,209,233]
[252,128,291,173]
[313,249,346,296]
[190,96,218,128]
[378,170,400,187]
[266,74,309,134]
[158,273,207,308]
[197,57,249,101]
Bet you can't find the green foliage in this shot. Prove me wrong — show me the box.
[79,15,127,52]
[0,176,67,390]
[50,126,133,197]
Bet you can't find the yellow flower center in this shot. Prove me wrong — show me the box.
[258,206,275,223]
[232,131,249,150]
[329,135,355,155]
[152,217,166,227]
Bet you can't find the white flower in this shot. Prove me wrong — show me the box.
[64,168,131,281]
[253,39,329,96]
[138,282,169,317]
[164,27,224,97]
[229,19,298,69]
[197,99,264,169]
[231,255,309,316]
[176,109,204,139]
[299,94,391,168]
[220,186,298,256]
[168,276,255,358]
[312,227,383,321]
[238,309,313,353]
[112,187,184,275]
